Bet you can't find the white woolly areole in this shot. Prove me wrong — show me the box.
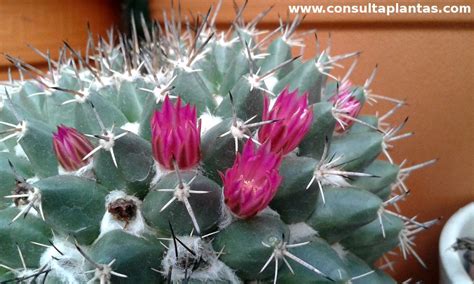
[156,68,174,85]
[94,76,116,89]
[142,74,156,84]
[14,144,28,159]
[57,160,94,178]
[264,75,278,92]
[214,95,224,105]
[151,162,171,187]
[75,161,95,178]
[230,120,246,139]
[99,131,117,151]
[26,176,40,184]
[39,237,88,284]
[215,33,239,47]
[268,96,278,110]
[320,173,352,187]
[78,70,92,81]
[99,190,148,238]
[72,89,90,104]
[199,112,223,135]
[117,69,142,82]
[331,242,349,259]
[170,57,203,73]
[288,222,319,243]
[246,73,262,90]
[162,236,240,283]
[120,122,140,134]
[219,205,280,230]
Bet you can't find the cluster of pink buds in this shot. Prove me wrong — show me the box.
[258,87,313,155]
[330,81,362,133]
[221,141,282,219]
[52,88,318,219]
[53,125,94,171]
[222,87,316,218]
[150,96,201,170]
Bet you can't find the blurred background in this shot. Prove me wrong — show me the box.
[0,0,472,282]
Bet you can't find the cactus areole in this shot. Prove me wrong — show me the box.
[0,3,438,284]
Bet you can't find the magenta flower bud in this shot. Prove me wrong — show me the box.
[53,125,94,171]
[151,96,201,170]
[330,81,361,133]
[221,140,282,219]
[258,87,313,155]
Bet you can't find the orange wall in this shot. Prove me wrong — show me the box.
[150,1,474,282]
[0,0,120,78]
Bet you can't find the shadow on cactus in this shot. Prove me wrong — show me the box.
[0,2,439,283]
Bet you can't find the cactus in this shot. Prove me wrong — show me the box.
[0,3,439,283]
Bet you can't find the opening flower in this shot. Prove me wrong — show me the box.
[151,96,201,170]
[258,87,313,155]
[330,81,362,133]
[221,140,282,219]
[53,125,94,171]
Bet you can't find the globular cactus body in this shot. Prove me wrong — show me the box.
[0,3,438,283]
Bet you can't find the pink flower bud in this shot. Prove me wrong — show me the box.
[53,125,94,171]
[330,81,362,133]
[221,141,282,219]
[151,96,201,170]
[258,87,313,155]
